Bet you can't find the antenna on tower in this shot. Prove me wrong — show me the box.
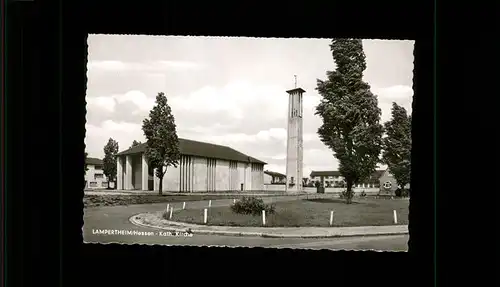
[294,75,297,88]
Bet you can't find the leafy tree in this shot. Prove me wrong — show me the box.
[103,138,119,189]
[130,140,142,148]
[315,39,384,203]
[142,92,180,195]
[382,102,412,193]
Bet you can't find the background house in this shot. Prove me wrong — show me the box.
[378,169,410,194]
[309,170,386,188]
[264,170,286,184]
[309,171,344,187]
[84,157,109,189]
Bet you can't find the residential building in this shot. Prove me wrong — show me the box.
[309,170,344,187]
[84,157,109,189]
[378,169,410,194]
[115,138,266,192]
[264,170,286,184]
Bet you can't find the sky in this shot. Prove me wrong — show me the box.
[85,35,414,177]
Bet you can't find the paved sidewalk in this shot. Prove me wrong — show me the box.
[130,213,409,239]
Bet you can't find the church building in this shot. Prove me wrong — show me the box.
[115,138,266,192]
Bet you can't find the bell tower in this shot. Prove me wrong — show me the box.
[285,78,305,193]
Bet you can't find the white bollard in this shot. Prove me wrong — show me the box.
[169,207,174,219]
[166,204,170,213]
[262,210,266,226]
[329,210,334,226]
[393,210,398,224]
[233,199,236,204]
[208,200,212,208]
[204,208,208,224]
[182,202,186,210]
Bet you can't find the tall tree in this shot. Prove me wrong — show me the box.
[103,138,119,189]
[142,92,180,195]
[382,102,412,192]
[130,140,142,148]
[315,39,384,203]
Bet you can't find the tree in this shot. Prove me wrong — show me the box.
[382,103,412,194]
[103,138,119,189]
[142,92,180,195]
[130,140,142,148]
[315,39,384,204]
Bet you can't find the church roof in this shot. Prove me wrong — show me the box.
[116,138,266,165]
[264,170,286,178]
[85,157,103,166]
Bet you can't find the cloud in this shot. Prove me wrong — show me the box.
[169,80,289,121]
[373,84,413,122]
[192,128,287,147]
[86,90,155,121]
[85,120,145,158]
[86,96,117,113]
[268,154,287,160]
[373,85,413,100]
[159,60,202,69]
[113,90,156,114]
[87,60,205,72]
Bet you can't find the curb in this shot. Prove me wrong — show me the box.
[130,216,265,237]
[129,214,409,239]
[260,231,409,239]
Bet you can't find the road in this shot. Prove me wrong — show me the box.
[83,197,408,251]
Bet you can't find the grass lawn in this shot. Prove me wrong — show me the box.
[84,194,275,208]
[171,198,409,227]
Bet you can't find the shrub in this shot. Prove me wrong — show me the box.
[339,189,351,199]
[394,188,410,197]
[339,189,355,203]
[230,196,276,216]
[394,188,402,197]
[162,209,169,220]
[401,188,410,197]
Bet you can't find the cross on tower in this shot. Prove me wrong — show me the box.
[294,75,297,88]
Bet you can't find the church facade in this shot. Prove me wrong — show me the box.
[115,138,266,193]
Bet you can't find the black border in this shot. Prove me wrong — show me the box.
[6,1,441,286]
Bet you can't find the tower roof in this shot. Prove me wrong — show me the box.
[286,87,306,94]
